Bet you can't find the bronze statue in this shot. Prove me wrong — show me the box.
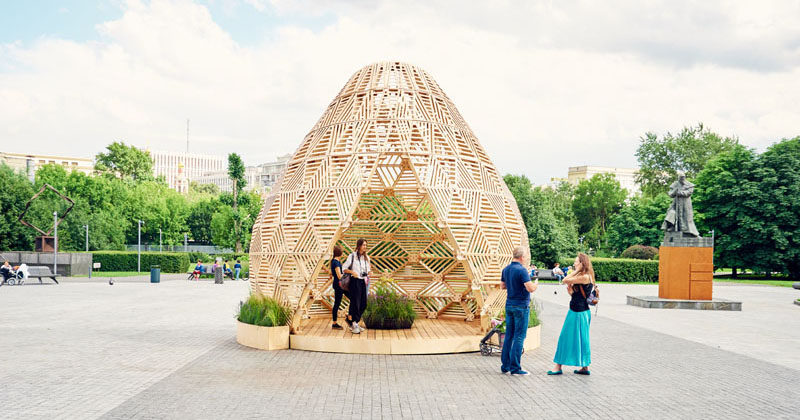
[662,171,699,237]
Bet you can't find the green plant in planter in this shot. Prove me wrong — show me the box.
[491,300,542,332]
[362,272,417,329]
[237,293,292,327]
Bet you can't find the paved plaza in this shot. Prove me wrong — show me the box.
[1,279,799,419]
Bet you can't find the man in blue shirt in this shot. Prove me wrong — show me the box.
[500,246,539,376]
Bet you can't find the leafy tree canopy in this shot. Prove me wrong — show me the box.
[605,193,671,255]
[635,123,738,196]
[572,173,627,239]
[504,175,579,266]
[95,141,154,181]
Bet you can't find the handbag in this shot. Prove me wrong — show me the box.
[339,273,351,291]
[578,284,599,306]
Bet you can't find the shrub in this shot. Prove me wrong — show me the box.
[559,257,659,282]
[362,275,416,329]
[621,245,659,260]
[92,251,191,273]
[187,251,211,264]
[237,294,291,327]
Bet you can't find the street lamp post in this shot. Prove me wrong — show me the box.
[159,228,162,253]
[53,211,58,276]
[84,224,90,278]
[138,220,144,272]
[184,233,188,250]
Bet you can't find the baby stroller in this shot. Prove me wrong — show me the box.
[479,320,523,356]
[479,324,504,356]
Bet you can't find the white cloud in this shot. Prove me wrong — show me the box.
[1,0,798,184]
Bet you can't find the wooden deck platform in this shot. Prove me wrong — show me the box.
[290,318,485,355]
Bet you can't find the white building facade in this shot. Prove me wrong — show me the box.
[567,166,640,195]
[149,150,226,193]
[192,154,291,193]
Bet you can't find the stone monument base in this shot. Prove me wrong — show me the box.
[627,295,741,311]
[659,232,714,300]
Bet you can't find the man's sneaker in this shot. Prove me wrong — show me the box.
[511,370,530,376]
[350,323,361,334]
[332,323,342,330]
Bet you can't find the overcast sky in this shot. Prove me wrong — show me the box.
[1,0,799,184]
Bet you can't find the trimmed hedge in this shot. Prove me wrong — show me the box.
[93,251,191,273]
[559,257,659,283]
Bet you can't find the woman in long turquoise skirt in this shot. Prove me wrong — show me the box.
[548,253,595,376]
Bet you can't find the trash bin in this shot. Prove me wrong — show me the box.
[150,265,160,283]
[214,267,223,284]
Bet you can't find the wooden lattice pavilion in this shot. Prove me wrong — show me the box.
[249,61,528,335]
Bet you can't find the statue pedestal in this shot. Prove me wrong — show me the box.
[35,236,55,253]
[658,232,714,300]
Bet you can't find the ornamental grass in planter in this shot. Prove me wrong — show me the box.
[236,293,292,351]
[362,275,417,330]
[238,294,291,327]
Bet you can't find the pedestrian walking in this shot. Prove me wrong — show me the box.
[234,260,242,280]
[500,246,538,376]
[342,238,372,334]
[548,253,595,376]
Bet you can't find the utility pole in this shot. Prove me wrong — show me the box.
[138,220,144,272]
[84,224,90,278]
[53,211,58,276]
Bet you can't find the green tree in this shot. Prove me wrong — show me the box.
[0,164,37,251]
[572,173,627,248]
[755,137,800,278]
[95,141,154,181]
[606,193,671,255]
[189,181,219,196]
[635,123,739,196]
[694,145,771,276]
[187,198,218,245]
[504,175,579,266]
[227,153,246,253]
[215,190,262,251]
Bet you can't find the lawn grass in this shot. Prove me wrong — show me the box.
[713,279,795,288]
[536,280,658,285]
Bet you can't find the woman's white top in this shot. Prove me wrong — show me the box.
[343,252,371,279]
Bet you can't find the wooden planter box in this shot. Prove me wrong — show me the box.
[236,320,289,350]
[490,325,541,351]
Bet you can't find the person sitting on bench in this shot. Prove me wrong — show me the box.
[1,261,13,284]
[192,260,203,280]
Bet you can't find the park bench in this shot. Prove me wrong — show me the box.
[187,264,235,280]
[26,265,60,285]
[793,282,800,290]
[535,269,557,280]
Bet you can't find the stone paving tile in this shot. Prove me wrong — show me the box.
[3,281,799,419]
[100,301,800,420]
